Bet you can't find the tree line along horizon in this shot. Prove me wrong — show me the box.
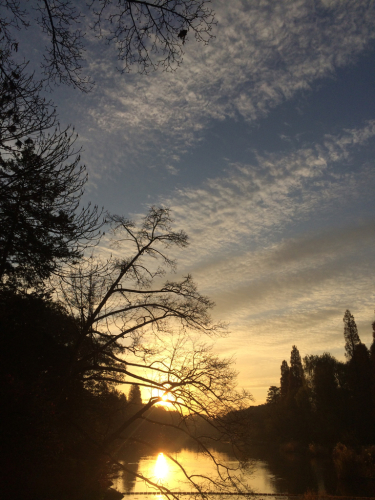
[245,309,375,449]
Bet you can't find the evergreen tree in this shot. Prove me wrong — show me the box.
[289,345,304,394]
[0,128,102,288]
[343,309,361,360]
[304,353,344,443]
[266,386,280,404]
[0,63,103,289]
[347,342,373,442]
[370,321,375,365]
[371,321,375,428]
[280,360,290,398]
[128,384,143,406]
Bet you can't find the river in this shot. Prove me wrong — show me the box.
[111,444,340,497]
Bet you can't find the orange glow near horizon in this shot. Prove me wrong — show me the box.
[152,389,175,408]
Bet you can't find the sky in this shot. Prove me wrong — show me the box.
[27,0,375,402]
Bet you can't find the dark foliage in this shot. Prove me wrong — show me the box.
[266,386,280,404]
[128,383,143,406]
[0,290,127,499]
[254,310,375,449]
[0,58,56,154]
[0,61,103,290]
[343,309,361,360]
[0,130,102,288]
[0,208,250,498]
[288,345,304,396]
[280,359,289,398]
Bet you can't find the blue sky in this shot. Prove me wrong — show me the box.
[28,0,375,402]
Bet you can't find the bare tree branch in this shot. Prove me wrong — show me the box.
[0,0,216,90]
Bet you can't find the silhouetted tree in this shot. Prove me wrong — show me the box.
[57,207,226,383]
[289,345,304,395]
[0,60,56,155]
[0,127,102,288]
[0,0,216,90]
[128,384,142,406]
[304,353,345,443]
[280,360,290,398]
[304,353,340,411]
[347,341,373,442]
[0,59,103,289]
[266,386,280,404]
[370,320,375,365]
[54,207,252,495]
[370,320,375,428]
[343,309,361,360]
[251,315,375,448]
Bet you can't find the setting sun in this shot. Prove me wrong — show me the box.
[156,393,174,408]
[151,389,176,408]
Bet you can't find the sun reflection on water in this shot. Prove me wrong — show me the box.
[154,452,169,482]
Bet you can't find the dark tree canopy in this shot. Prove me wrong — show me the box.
[371,320,375,364]
[343,309,361,360]
[256,309,375,450]
[280,359,289,398]
[128,384,143,406]
[304,353,341,413]
[0,0,216,90]
[0,58,103,289]
[0,124,102,288]
[266,385,280,405]
[0,60,56,154]
[289,345,304,395]
[1,206,251,498]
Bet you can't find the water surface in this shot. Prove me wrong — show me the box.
[112,444,337,497]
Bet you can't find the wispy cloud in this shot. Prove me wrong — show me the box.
[157,122,375,399]
[75,0,375,173]
[165,121,375,264]
[90,119,375,400]
[65,2,375,402]
[166,164,180,175]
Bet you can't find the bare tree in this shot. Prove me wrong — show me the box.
[56,207,252,496]
[89,0,215,73]
[0,0,215,90]
[58,207,224,372]
[105,338,252,497]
